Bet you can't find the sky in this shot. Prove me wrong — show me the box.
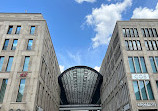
[1,0,158,72]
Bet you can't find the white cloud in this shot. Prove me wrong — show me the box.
[75,0,96,4]
[94,66,100,72]
[67,51,81,65]
[132,3,158,18]
[59,65,65,73]
[86,0,132,48]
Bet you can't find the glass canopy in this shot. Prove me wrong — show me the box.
[58,66,103,105]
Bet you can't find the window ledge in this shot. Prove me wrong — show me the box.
[10,102,26,104]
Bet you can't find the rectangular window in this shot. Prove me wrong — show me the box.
[125,40,142,51]
[145,81,154,100]
[149,57,157,73]
[11,39,18,50]
[133,81,141,100]
[126,28,130,37]
[145,28,149,37]
[2,39,9,50]
[130,28,134,37]
[7,26,13,34]
[140,57,147,73]
[129,40,133,50]
[15,26,21,34]
[128,57,135,73]
[0,57,4,71]
[137,40,142,50]
[27,39,33,50]
[16,79,26,102]
[23,56,30,71]
[128,57,147,73]
[30,26,35,35]
[145,41,149,50]
[152,41,157,50]
[141,28,146,37]
[125,40,129,50]
[134,28,139,37]
[6,57,14,72]
[122,28,126,37]
[133,41,137,50]
[148,40,153,50]
[149,28,154,37]
[134,57,141,73]
[133,80,154,100]
[156,81,158,89]
[153,28,158,37]
[139,81,148,100]
[0,79,8,103]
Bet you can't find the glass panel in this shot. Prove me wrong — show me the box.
[7,26,13,34]
[129,40,133,50]
[140,57,147,73]
[145,28,149,37]
[148,40,153,50]
[149,28,154,37]
[152,41,157,50]
[30,26,35,35]
[27,40,33,50]
[6,57,14,72]
[145,41,149,50]
[128,57,135,73]
[3,39,9,50]
[141,28,146,37]
[23,57,30,71]
[150,57,157,73]
[0,79,8,103]
[122,28,126,37]
[134,57,141,73]
[153,28,158,37]
[134,28,139,37]
[130,28,134,37]
[16,79,26,102]
[15,26,21,34]
[0,57,4,71]
[137,40,142,50]
[145,81,154,100]
[126,28,130,37]
[133,41,137,50]
[139,81,148,100]
[155,57,158,68]
[11,39,18,50]
[133,81,141,100]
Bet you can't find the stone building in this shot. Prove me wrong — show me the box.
[0,13,60,111]
[100,19,158,111]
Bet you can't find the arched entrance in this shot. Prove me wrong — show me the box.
[58,66,103,111]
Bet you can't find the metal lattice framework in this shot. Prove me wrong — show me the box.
[58,66,103,105]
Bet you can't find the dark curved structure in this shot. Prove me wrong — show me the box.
[58,66,103,105]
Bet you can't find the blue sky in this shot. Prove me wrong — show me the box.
[1,0,158,72]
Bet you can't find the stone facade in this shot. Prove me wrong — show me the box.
[100,19,158,111]
[0,13,60,111]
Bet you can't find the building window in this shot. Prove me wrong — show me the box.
[6,57,14,72]
[133,80,154,100]
[23,56,30,71]
[11,39,18,50]
[15,26,21,34]
[27,39,33,50]
[30,26,35,35]
[125,40,142,51]
[0,79,8,103]
[144,40,158,51]
[122,28,139,37]
[2,39,9,50]
[128,57,147,73]
[141,28,158,37]
[7,26,13,34]
[16,79,26,102]
[0,57,4,71]
[149,57,158,73]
